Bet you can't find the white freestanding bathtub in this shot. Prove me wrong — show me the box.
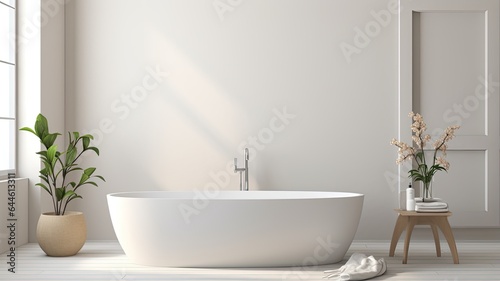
[107,191,364,267]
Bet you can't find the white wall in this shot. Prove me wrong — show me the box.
[62,0,401,240]
[17,0,66,242]
[12,0,496,242]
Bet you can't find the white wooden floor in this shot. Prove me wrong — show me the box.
[1,240,499,280]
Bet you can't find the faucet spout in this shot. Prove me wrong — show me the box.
[244,148,249,191]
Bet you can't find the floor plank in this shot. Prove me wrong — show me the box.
[1,240,499,280]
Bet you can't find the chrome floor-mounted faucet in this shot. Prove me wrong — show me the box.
[234,148,249,191]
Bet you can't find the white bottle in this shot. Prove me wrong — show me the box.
[406,184,416,211]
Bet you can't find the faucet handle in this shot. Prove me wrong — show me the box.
[234,157,246,172]
[234,158,242,172]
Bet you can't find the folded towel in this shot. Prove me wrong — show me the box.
[415,197,442,203]
[415,208,449,213]
[323,253,387,280]
[416,202,448,209]
[415,201,449,212]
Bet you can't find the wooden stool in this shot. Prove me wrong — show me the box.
[389,209,459,264]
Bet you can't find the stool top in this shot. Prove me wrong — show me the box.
[394,209,452,217]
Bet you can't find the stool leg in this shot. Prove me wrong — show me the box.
[390,215,407,257]
[431,224,441,257]
[436,218,459,264]
[403,218,416,264]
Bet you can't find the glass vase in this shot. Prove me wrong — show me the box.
[421,180,433,202]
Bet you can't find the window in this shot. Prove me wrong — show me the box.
[0,0,16,177]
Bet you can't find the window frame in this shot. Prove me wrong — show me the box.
[0,0,16,179]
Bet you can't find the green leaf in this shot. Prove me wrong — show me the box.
[42,161,53,175]
[79,173,90,185]
[82,136,90,150]
[408,169,425,182]
[68,194,83,202]
[415,151,425,163]
[84,167,96,176]
[87,147,100,155]
[34,114,49,138]
[19,127,36,135]
[55,187,66,201]
[72,131,80,140]
[39,174,49,184]
[95,175,106,182]
[47,145,58,165]
[42,133,60,149]
[36,183,51,194]
[66,145,77,165]
[433,164,447,171]
[39,167,49,176]
[85,181,98,187]
[62,190,77,199]
[68,167,82,174]
[81,134,94,140]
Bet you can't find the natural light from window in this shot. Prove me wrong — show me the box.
[0,0,16,176]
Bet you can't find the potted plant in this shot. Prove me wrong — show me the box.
[390,112,460,201]
[21,114,105,256]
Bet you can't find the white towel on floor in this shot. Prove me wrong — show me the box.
[323,253,387,280]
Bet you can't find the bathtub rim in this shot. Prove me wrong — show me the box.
[107,190,364,200]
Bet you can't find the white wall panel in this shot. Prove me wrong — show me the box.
[400,0,499,227]
[414,12,486,136]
